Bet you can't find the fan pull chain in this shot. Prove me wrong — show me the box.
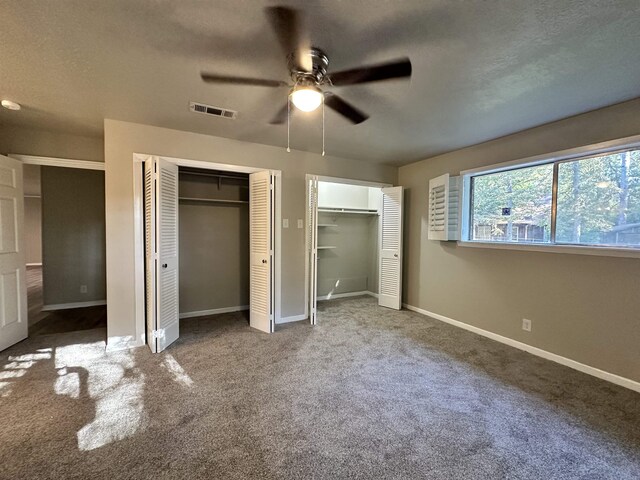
[322,95,325,156]
[286,95,291,153]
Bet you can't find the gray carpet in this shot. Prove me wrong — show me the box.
[1,296,638,479]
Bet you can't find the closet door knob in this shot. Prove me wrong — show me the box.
[393,254,398,258]
[262,259,267,264]
[162,263,168,268]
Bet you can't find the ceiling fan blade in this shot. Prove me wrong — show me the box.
[201,73,288,88]
[325,94,369,124]
[265,6,312,72]
[269,103,289,125]
[329,58,412,86]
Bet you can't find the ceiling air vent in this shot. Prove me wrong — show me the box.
[189,101,237,119]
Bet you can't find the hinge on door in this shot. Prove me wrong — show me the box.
[152,329,165,339]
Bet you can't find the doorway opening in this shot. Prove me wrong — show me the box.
[306,175,404,324]
[134,155,281,353]
[177,167,250,336]
[22,162,107,338]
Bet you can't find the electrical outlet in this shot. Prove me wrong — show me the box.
[297,219,303,229]
[283,218,289,228]
[80,285,88,294]
[522,318,532,332]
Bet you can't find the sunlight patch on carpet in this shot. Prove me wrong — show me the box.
[54,341,146,451]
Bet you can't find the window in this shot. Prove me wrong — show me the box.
[470,163,553,243]
[466,146,640,249]
[556,151,640,246]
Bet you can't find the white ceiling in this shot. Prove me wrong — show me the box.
[1,0,639,165]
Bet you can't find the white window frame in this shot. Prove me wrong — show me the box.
[459,134,640,259]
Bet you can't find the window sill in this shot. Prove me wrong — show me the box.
[457,241,640,259]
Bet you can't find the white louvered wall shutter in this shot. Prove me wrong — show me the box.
[428,174,460,241]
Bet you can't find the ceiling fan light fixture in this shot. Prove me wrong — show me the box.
[290,86,322,112]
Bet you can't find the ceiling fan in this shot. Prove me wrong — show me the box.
[200,6,412,125]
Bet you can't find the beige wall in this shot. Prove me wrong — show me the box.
[0,125,104,162]
[41,166,106,305]
[179,202,249,313]
[24,197,42,264]
[23,164,43,264]
[104,119,396,341]
[398,98,640,382]
[178,172,249,314]
[316,212,378,296]
[316,183,381,297]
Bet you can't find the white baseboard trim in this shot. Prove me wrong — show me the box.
[317,290,377,301]
[106,335,145,352]
[179,305,249,319]
[277,314,307,324]
[26,263,42,267]
[42,300,107,311]
[403,303,640,394]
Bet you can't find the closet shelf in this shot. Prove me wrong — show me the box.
[317,246,337,250]
[318,208,378,215]
[179,197,249,204]
[180,170,248,182]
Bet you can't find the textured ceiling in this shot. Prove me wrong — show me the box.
[1,0,639,165]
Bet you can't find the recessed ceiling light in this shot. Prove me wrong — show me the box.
[1,100,21,111]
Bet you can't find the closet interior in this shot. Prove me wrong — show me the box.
[178,167,250,324]
[315,181,382,301]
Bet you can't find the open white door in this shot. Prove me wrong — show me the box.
[379,186,404,310]
[306,176,318,324]
[249,170,274,333]
[144,157,180,352]
[0,155,27,352]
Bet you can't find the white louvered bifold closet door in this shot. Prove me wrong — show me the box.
[155,157,180,351]
[249,170,273,333]
[144,159,157,353]
[306,176,318,324]
[379,186,404,310]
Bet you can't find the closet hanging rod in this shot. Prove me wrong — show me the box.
[179,171,249,181]
[178,197,249,204]
[318,208,378,215]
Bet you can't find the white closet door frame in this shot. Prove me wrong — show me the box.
[133,154,282,346]
[379,186,404,310]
